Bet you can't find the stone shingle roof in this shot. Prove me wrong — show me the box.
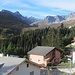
[0,57,25,75]
[28,46,55,56]
[0,56,42,75]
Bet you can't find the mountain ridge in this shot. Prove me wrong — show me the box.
[0,10,29,30]
[30,12,75,26]
[1,9,75,28]
[1,9,38,25]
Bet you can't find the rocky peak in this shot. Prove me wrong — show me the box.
[44,16,56,23]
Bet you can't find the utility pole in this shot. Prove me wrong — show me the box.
[47,66,50,75]
[70,59,72,75]
[46,58,50,75]
[68,58,72,75]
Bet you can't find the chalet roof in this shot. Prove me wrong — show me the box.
[0,57,25,75]
[28,46,55,56]
[0,56,41,75]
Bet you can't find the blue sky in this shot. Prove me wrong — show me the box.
[0,0,75,19]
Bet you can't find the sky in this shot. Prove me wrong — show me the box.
[0,0,75,19]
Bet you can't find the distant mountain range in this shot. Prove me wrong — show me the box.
[30,12,75,27]
[1,10,38,24]
[1,9,75,28]
[0,10,39,30]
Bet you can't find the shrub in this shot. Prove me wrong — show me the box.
[72,72,75,75]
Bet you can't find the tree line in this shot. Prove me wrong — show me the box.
[0,23,75,57]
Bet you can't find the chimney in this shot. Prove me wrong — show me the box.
[7,54,8,57]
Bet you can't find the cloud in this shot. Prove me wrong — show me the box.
[27,0,75,11]
[1,0,75,11]
[17,9,55,18]
[0,0,74,18]
[0,0,34,8]
[0,0,16,5]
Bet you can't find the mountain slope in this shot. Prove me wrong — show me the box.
[0,10,29,30]
[14,12,38,24]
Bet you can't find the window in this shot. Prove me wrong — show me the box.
[52,50,55,57]
[30,71,34,75]
[38,60,40,61]
[27,64,29,68]
[57,58,59,60]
